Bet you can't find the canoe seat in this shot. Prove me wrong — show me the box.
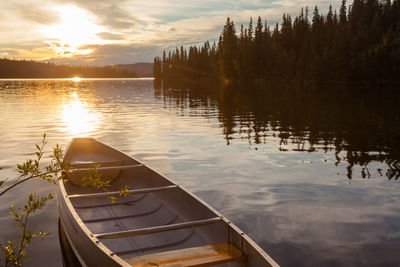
[124,243,245,267]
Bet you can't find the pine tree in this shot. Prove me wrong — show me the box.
[154,0,399,86]
[220,17,238,79]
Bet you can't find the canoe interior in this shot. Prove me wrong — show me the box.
[61,138,277,267]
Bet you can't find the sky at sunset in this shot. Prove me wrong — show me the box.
[0,0,336,66]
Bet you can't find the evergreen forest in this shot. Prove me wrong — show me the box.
[0,58,137,78]
[153,0,400,86]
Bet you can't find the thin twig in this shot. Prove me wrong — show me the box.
[0,243,10,267]
[0,170,60,197]
[17,214,30,264]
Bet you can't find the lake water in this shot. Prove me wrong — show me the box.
[0,78,399,266]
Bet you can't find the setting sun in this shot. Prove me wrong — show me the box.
[43,5,105,57]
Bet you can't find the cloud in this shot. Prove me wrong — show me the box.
[16,5,60,25]
[57,0,139,30]
[0,48,19,57]
[47,41,70,48]
[96,32,125,40]
[0,0,340,65]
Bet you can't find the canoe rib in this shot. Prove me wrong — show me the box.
[125,242,245,267]
[115,230,196,255]
[95,217,222,239]
[82,202,164,223]
[68,185,178,199]
[74,194,147,209]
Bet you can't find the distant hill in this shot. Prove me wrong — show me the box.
[115,63,153,77]
[0,58,138,78]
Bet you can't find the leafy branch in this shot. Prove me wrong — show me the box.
[0,134,132,266]
[0,134,70,197]
[0,134,65,267]
[0,193,53,267]
[80,164,132,202]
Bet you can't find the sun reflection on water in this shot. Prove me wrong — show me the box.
[62,93,99,136]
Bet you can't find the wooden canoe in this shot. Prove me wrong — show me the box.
[58,138,279,267]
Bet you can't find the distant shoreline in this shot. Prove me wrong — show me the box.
[0,77,154,80]
[0,58,153,79]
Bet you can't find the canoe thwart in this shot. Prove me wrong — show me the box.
[68,185,178,199]
[68,164,144,172]
[95,217,222,239]
[66,160,137,186]
[124,242,246,267]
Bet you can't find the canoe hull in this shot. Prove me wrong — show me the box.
[58,218,82,267]
[58,184,129,267]
[58,138,279,267]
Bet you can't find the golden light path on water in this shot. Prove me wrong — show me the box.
[62,91,100,136]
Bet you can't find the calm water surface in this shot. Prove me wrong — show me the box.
[0,79,399,266]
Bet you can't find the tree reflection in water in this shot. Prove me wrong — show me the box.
[155,79,400,180]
